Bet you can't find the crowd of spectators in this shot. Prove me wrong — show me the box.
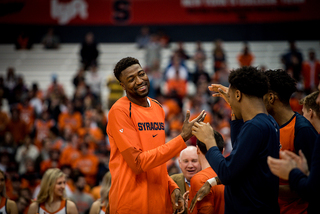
[0,27,319,213]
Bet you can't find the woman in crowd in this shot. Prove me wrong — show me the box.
[27,168,78,214]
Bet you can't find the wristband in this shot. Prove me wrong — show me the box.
[207,177,216,186]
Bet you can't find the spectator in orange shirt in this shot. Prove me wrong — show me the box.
[4,168,20,201]
[40,149,61,175]
[72,142,99,187]
[58,101,82,133]
[7,106,29,145]
[188,130,225,214]
[60,133,81,167]
[302,49,320,94]
[237,42,255,67]
[33,110,55,150]
[78,116,104,150]
[17,95,35,132]
[0,100,9,140]
[46,74,65,99]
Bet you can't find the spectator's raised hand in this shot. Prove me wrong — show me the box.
[208,84,230,105]
[180,110,206,142]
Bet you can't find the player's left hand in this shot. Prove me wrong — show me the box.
[171,188,185,214]
[192,122,216,150]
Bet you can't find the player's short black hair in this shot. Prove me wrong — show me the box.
[264,69,297,104]
[228,66,269,98]
[197,130,224,155]
[114,57,141,81]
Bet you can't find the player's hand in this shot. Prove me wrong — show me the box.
[284,150,309,176]
[171,189,185,214]
[183,191,189,209]
[192,122,216,150]
[189,181,211,213]
[208,84,230,105]
[181,110,206,142]
[267,151,297,180]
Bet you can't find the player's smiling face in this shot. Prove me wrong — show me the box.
[120,64,150,99]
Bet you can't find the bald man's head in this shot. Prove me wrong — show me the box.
[178,146,201,182]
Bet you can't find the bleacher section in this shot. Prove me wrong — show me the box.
[0,41,319,109]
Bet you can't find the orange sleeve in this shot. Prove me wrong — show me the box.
[108,108,186,175]
[167,174,179,195]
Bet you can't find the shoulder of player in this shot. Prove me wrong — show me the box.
[150,98,163,108]
[190,171,210,185]
[108,99,131,115]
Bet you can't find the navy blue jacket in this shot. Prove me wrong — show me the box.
[206,113,280,214]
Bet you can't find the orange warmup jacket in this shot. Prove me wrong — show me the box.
[189,167,225,214]
[107,96,186,214]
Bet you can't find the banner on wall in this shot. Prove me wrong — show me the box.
[0,0,319,25]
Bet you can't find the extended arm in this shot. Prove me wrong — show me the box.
[108,109,205,174]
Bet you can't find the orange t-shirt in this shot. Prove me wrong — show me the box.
[58,112,82,133]
[40,160,60,174]
[59,145,81,166]
[72,153,99,186]
[237,53,254,67]
[7,119,28,144]
[107,96,186,214]
[34,119,55,149]
[17,104,35,132]
[189,167,225,214]
[0,111,9,136]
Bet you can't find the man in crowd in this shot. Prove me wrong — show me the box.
[171,146,201,214]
